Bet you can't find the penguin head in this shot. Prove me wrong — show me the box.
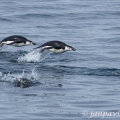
[26,41,36,45]
[31,41,36,45]
[65,45,76,51]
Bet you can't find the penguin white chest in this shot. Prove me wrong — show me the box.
[12,42,26,47]
[49,48,65,53]
[12,41,31,47]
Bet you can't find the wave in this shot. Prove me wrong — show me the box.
[1,49,120,76]
[0,17,13,22]
[37,65,120,76]
[1,65,120,89]
[15,13,56,19]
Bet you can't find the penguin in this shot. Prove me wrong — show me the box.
[0,35,36,47]
[34,40,76,53]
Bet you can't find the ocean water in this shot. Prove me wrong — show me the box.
[0,0,120,120]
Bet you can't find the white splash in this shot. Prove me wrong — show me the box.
[17,49,50,62]
[17,50,41,62]
[1,69,38,83]
[0,44,8,51]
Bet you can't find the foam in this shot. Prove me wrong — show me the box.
[17,49,50,62]
[1,69,38,83]
[17,50,41,62]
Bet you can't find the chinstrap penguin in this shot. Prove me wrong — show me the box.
[0,35,36,47]
[34,40,76,53]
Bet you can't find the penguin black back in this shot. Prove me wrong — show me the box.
[2,35,30,42]
[40,40,66,49]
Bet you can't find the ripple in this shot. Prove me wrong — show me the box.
[38,65,120,76]
[0,17,13,22]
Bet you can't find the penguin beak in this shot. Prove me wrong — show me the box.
[71,47,76,51]
[70,46,76,51]
[32,42,36,45]
[65,46,76,51]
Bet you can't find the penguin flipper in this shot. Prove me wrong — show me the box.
[39,46,53,53]
[34,46,52,53]
[33,46,45,53]
[7,41,17,45]
[39,48,45,53]
[34,46,41,50]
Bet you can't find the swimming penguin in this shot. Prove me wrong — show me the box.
[34,40,76,53]
[0,35,36,47]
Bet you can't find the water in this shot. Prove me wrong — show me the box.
[0,0,120,119]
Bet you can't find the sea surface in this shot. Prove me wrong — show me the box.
[0,0,120,120]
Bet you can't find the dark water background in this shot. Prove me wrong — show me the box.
[0,0,120,120]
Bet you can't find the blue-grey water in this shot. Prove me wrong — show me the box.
[0,0,120,120]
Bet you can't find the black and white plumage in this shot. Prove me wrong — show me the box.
[34,40,76,53]
[0,35,36,47]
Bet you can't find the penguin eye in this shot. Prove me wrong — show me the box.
[68,46,71,49]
